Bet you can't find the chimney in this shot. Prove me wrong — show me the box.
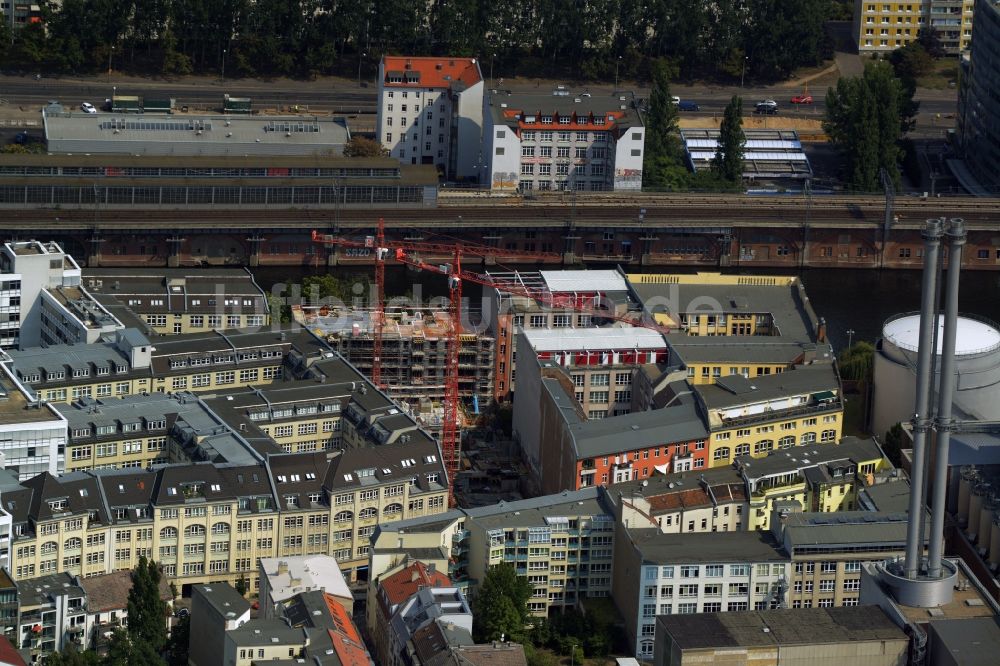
[816,317,827,343]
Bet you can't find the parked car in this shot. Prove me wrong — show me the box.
[790,95,814,104]
[671,96,681,105]
[678,101,700,111]
[80,102,97,114]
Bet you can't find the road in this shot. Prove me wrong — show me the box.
[0,73,958,118]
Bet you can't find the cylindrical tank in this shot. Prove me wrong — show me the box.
[968,483,988,541]
[872,313,1000,438]
[978,493,998,548]
[989,512,1000,568]
[958,467,979,526]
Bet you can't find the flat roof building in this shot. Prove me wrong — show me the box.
[43,110,350,156]
[680,129,813,181]
[654,606,909,666]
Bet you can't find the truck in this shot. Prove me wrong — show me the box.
[223,94,252,114]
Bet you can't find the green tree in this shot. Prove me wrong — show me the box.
[642,58,682,188]
[883,422,906,467]
[473,564,530,642]
[889,41,934,82]
[235,576,248,596]
[712,95,745,183]
[917,26,945,58]
[43,646,101,666]
[344,136,390,158]
[126,557,168,653]
[838,341,874,383]
[165,612,191,666]
[825,61,910,191]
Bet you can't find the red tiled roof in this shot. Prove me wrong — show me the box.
[501,108,626,131]
[324,593,369,666]
[380,561,451,606]
[646,483,746,513]
[382,56,481,89]
[0,635,27,666]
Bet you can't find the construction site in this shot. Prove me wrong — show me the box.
[292,304,495,416]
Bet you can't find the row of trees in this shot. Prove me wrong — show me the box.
[0,0,830,81]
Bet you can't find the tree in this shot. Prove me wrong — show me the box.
[917,27,945,58]
[126,557,168,653]
[344,136,389,158]
[712,95,745,183]
[889,41,934,82]
[838,341,874,384]
[235,576,249,596]
[165,612,191,666]
[825,61,911,191]
[883,422,906,467]
[642,58,682,188]
[43,647,101,666]
[472,564,530,642]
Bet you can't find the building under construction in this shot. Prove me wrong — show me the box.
[293,305,494,411]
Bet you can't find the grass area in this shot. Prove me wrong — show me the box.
[917,59,959,90]
[843,390,871,438]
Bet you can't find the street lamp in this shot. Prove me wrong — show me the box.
[107,46,114,84]
[615,56,622,90]
[740,56,748,89]
[846,328,856,349]
[489,53,496,87]
[357,51,366,86]
[221,49,227,82]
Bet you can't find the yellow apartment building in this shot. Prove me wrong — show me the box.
[854,0,974,54]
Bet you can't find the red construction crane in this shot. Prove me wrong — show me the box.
[312,222,561,506]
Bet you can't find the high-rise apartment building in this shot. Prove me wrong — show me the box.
[853,0,975,54]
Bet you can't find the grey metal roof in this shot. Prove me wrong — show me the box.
[781,511,923,551]
[927,618,1000,666]
[193,582,251,619]
[44,111,349,157]
[568,398,708,459]
[859,479,911,513]
[735,436,884,481]
[464,487,611,529]
[658,606,907,650]
[695,363,840,410]
[625,528,787,564]
[225,619,306,646]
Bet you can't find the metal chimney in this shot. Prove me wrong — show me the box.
[903,218,944,579]
[927,218,967,578]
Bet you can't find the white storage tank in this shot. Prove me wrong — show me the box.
[872,313,1000,438]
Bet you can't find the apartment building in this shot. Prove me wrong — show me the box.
[773,508,922,609]
[371,560,453,666]
[0,362,67,480]
[4,572,86,660]
[0,241,124,350]
[692,362,844,468]
[626,273,829,389]
[612,526,788,659]
[377,56,485,181]
[737,436,890,530]
[2,441,447,596]
[654,606,909,666]
[258,555,351,619]
[854,0,975,54]
[483,268,639,401]
[957,0,1000,196]
[512,327,670,481]
[386,578,472,666]
[483,90,645,192]
[77,569,173,654]
[83,268,270,335]
[610,467,749,534]
[464,489,616,616]
[368,511,464,602]
[6,325,328,404]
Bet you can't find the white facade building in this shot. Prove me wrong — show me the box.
[258,555,352,618]
[0,362,67,478]
[0,241,122,351]
[483,91,645,192]
[376,56,484,181]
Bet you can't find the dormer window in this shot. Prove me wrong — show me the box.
[594,115,605,125]
[541,115,553,124]
[559,116,571,125]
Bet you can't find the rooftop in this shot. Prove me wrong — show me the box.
[193,582,251,620]
[695,363,840,411]
[464,487,612,530]
[260,556,351,604]
[522,327,666,352]
[612,466,747,515]
[657,606,907,650]
[226,618,305,646]
[539,269,629,293]
[78,569,172,613]
[379,561,452,607]
[0,365,63,425]
[927,618,1000,666]
[43,111,350,156]
[487,90,643,131]
[780,511,922,552]
[16,572,85,608]
[735,436,884,481]
[381,56,482,90]
[680,128,813,179]
[625,528,786,564]
[884,313,1000,356]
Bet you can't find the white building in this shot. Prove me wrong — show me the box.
[387,586,472,666]
[612,526,788,659]
[0,241,122,351]
[0,362,67,478]
[376,56,484,182]
[258,555,352,619]
[483,90,645,192]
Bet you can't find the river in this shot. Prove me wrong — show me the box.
[251,265,1000,353]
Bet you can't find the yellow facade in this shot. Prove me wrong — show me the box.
[685,363,794,386]
[855,0,974,53]
[708,411,844,468]
[141,312,269,336]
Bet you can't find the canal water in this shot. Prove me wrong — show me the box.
[252,265,1000,353]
